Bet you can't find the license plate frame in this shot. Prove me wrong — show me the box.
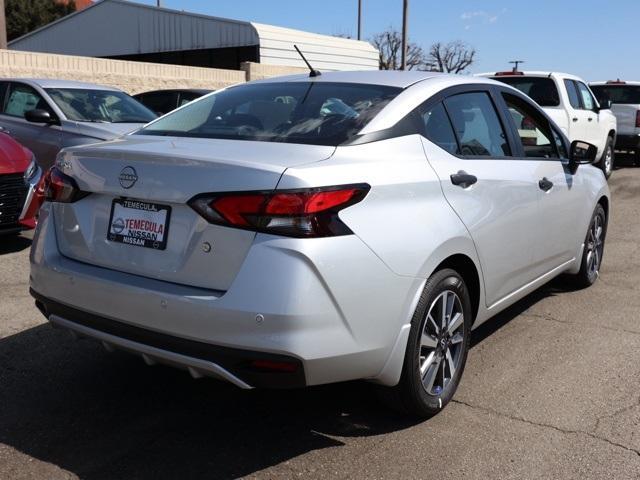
[107,198,171,250]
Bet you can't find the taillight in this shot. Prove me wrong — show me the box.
[189,183,370,238]
[43,167,89,203]
[636,111,640,128]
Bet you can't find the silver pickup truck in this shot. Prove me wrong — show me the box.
[590,80,640,166]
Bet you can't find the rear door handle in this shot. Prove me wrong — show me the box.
[588,117,593,122]
[538,177,553,192]
[450,171,478,188]
[572,117,579,122]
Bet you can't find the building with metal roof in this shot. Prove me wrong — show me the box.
[9,0,379,72]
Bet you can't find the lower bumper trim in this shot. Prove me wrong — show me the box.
[31,289,307,389]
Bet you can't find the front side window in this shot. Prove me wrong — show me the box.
[493,77,560,107]
[564,80,581,109]
[420,102,459,155]
[137,82,401,146]
[46,88,156,123]
[4,83,51,118]
[502,93,557,159]
[576,82,596,110]
[444,92,510,157]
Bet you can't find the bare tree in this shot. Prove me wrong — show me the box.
[370,28,426,70]
[427,41,476,73]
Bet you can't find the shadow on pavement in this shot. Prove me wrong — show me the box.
[0,233,32,255]
[0,276,576,479]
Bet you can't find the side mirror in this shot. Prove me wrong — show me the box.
[569,140,598,172]
[601,99,613,110]
[25,109,58,125]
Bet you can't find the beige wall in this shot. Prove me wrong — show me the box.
[241,62,308,82]
[0,49,246,94]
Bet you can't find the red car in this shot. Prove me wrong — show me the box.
[0,131,44,235]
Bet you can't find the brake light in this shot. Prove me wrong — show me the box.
[606,79,626,85]
[189,184,370,238]
[44,167,89,203]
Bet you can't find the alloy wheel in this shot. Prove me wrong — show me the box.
[586,212,605,279]
[418,290,465,396]
[604,146,613,176]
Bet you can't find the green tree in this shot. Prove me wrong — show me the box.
[6,0,76,41]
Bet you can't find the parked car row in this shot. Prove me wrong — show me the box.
[478,71,618,178]
[27,70,610,418]
[0,80,208,235]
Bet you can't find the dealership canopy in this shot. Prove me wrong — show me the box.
[9,0,379,71]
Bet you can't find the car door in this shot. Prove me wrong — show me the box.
[575,81,606,152]
[0,82,61,168]
[417,87,544,307]
[498,90,584,276]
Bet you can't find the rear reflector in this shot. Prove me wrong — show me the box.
[249,359,299,373]
[189,184,370,238]
[44,167,89,203]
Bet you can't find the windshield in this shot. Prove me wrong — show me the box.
[136,82,401,146]
[590,85,640,105]
[493,77,560,107]
[46,88,157,123]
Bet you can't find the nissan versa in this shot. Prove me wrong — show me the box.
[30,71,609,417]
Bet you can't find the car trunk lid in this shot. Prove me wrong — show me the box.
[53,135,335,290]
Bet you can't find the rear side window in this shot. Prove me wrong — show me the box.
[564,80,581,109]
[591,85,640,105]
[493,77,560,107]
[138,82,401,146]
[502,93,558,159]
[444,92,511,157]
[419,102,459,155]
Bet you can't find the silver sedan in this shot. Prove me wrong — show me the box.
[30,71,609,417]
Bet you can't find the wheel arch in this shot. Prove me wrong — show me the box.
[434,254,481,326]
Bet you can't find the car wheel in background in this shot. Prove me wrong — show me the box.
[379,268,472,418]
[634,150,640,167]
[599,137,614,178]
[570,204,607,288]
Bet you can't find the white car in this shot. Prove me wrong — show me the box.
[479,71,617,178]
[30,72,609,417]
[590,80,640,166]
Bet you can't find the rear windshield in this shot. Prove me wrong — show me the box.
[492,77,560,107]
[136,82,401,146]
[590,85,640,105]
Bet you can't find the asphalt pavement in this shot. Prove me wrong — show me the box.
[1,160,639,479]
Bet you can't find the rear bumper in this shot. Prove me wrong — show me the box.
[614,134,640,151]
[31,289,306,389]
[30,203,420,388]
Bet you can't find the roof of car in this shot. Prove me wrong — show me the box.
[477,71,586,82]
[133,88,213,96]
[251,70,451,88]
[590,80,640,86]
[2,78,122,91]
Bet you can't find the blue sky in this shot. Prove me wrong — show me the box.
[132,0,636,81]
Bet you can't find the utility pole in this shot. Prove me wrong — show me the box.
[401,0,408,70]
[357,0,362,40]
[0,0,7,50]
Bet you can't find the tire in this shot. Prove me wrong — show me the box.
[634,151,640,167]
[599,137,614,179]
[570,204,607,288]
[379,268,472,418]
